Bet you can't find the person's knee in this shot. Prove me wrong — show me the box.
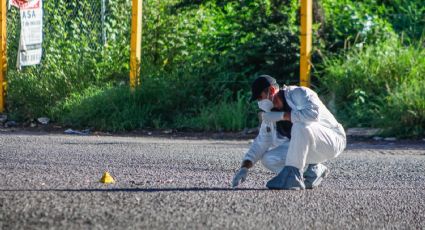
[261,155,284,174]
[291,122,313,138]
[261,155,274,169]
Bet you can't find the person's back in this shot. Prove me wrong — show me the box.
[282,85,345,137]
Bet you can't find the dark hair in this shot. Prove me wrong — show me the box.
[258,75,279,89]
[261,82,279,95]
[250,75,279,101]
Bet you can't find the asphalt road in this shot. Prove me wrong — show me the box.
[1,132,424,229]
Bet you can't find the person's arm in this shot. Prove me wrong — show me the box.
[289,87,320,123]
[241,121,273,165]
[232,121,273,187]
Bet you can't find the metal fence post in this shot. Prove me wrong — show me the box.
[300,0,312,87]
[130,0,142,90]
[0,0,6,112]
[101,0,106,46]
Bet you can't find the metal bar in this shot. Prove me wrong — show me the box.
[300,0,312,87]
[130,0,142,89]
[0,0,6,112]
[101,0,106,46]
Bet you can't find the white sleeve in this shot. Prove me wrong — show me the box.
[242,121,273,165]
[290,87,320,123]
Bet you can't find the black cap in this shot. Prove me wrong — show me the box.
[250,75,277,101]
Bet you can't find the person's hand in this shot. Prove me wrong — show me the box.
[262,112,285,123]
[231,167,249,188]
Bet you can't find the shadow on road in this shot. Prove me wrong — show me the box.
[0,187,269,193]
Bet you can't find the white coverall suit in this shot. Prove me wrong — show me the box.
[242,85,346,173]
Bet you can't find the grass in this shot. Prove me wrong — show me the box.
[177,91,258,131]
[319,37,425,137]
[51,80,258,132]
[380,78,425,137]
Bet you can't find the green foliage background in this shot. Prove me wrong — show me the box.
[4,0,425,137]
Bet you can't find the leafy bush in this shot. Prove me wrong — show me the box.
[318,0,395,52]
[141,0,301,90]
[378,0,425,42]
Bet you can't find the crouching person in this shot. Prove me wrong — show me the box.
[232,75,346,190]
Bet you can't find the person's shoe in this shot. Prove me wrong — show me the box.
[304,164,330,189]
[266,166,305,190]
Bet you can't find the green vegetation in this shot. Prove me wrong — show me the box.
[6,0,130,120]
[51,83,256,132]
[320,37,425,137]
[4,0,425,137]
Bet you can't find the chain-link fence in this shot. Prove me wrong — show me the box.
[5,0,132,118]
[7,0,131,70]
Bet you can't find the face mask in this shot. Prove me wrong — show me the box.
[258,99,273,112]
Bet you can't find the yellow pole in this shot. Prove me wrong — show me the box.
[300,0,312,87]
[0,0,6,112]
[130,0,143,89]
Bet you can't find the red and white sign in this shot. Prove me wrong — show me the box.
[11,0,40,9]
[16,0,43,68]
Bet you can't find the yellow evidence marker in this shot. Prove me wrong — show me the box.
[100,172,115,184]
